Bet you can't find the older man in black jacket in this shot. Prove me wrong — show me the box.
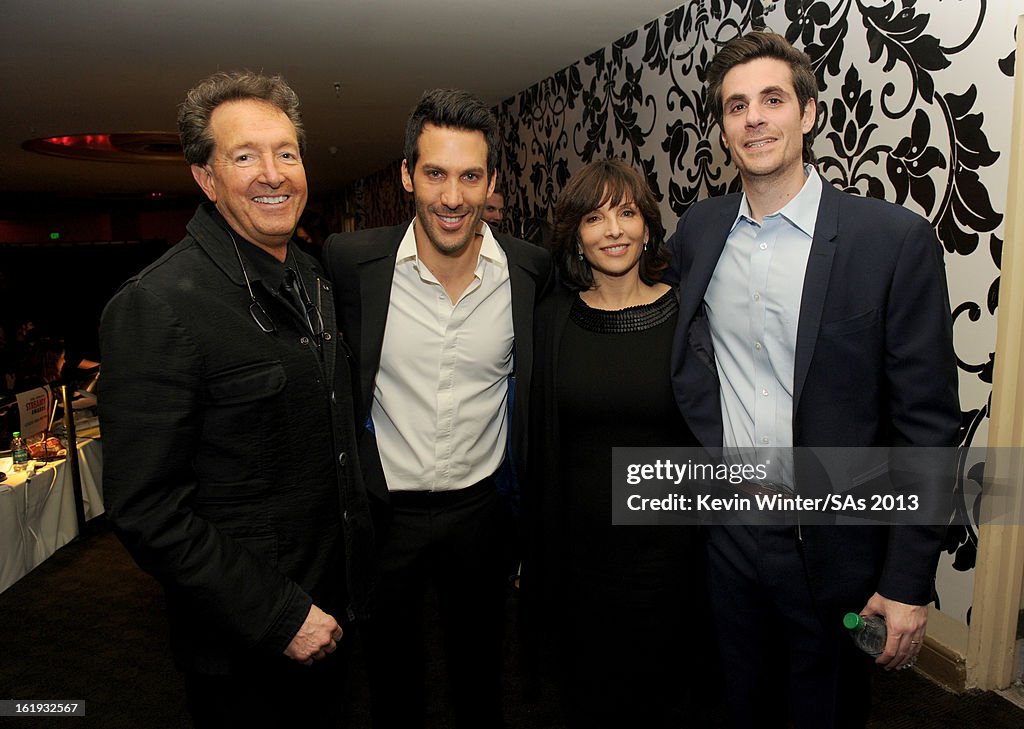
[99,71,372,729]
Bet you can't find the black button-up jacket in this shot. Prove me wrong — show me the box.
[99,203,373,674]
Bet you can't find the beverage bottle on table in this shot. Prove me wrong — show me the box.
[11,431,29,472]
[843,612,886,657]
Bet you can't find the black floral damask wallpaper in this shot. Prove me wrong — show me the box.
[347,0,1019,624]
[503,0,1018,626]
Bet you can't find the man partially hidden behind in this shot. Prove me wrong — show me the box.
[323,89,553,729]
[483,186,506,230]
[666,32,960,728]
[99,71,373,728]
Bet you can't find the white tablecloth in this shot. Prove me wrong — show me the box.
[0,437,103,594]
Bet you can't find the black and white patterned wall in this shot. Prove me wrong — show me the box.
[492,0,1018,627]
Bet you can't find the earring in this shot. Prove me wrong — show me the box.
[643,239,649,253]
[577,246,584,261]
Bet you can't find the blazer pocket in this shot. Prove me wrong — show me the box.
[819,308,880,337]
[205,360,287,405]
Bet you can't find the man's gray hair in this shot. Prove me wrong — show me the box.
[177,71,305,165]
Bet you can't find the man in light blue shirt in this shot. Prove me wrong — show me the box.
[666,32,959,729]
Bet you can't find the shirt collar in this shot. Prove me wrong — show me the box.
[732,164,822,238]
[236,234,290,291]
[478,223,506,267]
[396,218,507,272]
[396,220,419,263]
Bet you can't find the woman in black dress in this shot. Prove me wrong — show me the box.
[524,159,703,728]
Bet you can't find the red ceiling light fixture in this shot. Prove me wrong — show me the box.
[22,132,183,163]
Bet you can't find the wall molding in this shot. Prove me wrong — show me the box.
[967,14,1024,691]
[919,635,968,693]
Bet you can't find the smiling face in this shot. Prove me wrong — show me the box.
[719,57,816,189]
[483,191,505,225]
[191,99,307,257]
[577,195,648,285]
[402,123,494,259]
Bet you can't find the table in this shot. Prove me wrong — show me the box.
[0,436,103,594]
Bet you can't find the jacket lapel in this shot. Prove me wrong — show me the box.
[502,239,538,377]
[357,235,402,411]
[793,180,840,414]
[672,198,736,387]
[681,201,737,323]
[187,203,252,288]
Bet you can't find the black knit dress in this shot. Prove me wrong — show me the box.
[552,289,700,729]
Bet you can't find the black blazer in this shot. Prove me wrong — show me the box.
[323,223,554,511]
[666,177,960,614]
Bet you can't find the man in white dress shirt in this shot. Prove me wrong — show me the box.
[323,88,553,729]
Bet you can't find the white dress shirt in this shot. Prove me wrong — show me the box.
[372,221,514,492]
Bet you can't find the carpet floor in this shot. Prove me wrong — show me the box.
[1,519,1021,728]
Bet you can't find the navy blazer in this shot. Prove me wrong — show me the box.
[666,177,960,614]
[322,223,554,511]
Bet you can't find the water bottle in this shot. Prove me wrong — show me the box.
[11,431,29,472]
[843,612,886,657]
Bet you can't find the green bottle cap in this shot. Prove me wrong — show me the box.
[12,431,20,438]
[843,612,864,630]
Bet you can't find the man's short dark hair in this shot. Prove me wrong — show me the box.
[178,71,305,166]
[403,89,499,179]
[552,158,669,291]
[706,31,819,164]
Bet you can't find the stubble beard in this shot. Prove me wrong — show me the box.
[416,200,483,257]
